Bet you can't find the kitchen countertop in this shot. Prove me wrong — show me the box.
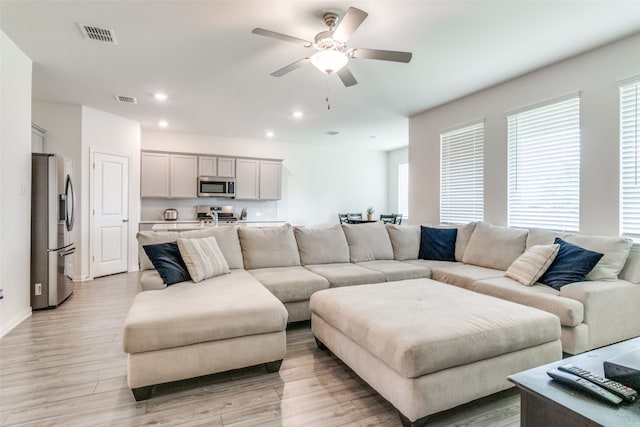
[151,220,287,231]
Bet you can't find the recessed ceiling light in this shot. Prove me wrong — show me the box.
[292,111,303,118]
[154,93,167,101]
[265,131,275,138]
[158,121,168,128]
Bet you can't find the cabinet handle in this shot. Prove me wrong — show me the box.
[122,219,129,223]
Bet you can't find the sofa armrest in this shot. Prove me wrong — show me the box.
[140,270,167,291]
[560,280,640,349]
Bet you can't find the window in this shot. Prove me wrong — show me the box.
[507,96,580,231]
[620,80,640,238]
[440,122,484,223]
[398,163,409,219]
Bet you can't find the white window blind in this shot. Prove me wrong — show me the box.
[620,80,640,237]
[440,122,484,224]
[507,96,580,231]
[398,163,409,219]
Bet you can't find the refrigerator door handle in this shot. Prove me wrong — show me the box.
[48,242,74,253]
[58,247,75,257]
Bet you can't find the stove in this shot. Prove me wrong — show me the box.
[196,205,238,224]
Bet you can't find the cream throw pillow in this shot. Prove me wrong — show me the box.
[177,236,230,283]
[505,244,560,286]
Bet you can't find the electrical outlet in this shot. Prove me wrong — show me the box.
[35,283,42,296]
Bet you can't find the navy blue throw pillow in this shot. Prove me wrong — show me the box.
[539,238,603,290]
[419,226,457,261]
[143,241,191,286]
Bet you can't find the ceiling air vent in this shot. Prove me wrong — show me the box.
[115,95,137,104]
[78,23,117,44]
[325,131,340,136]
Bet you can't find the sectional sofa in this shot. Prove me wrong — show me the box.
[124,221,640,403]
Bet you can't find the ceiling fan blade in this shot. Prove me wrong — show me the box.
[337,67,358,87]
[332,7,368,43]
[251,28,312,47]
[351,48,412,63]
[271,58,311,77]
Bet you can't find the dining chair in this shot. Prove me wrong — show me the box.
[393,213,403,225]
[338,213,349,224]
[379,214,396,224]
[347,213,363,221]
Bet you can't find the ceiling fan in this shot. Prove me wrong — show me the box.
[251,7,412,87]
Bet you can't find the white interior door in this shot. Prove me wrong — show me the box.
[93,152,129,277]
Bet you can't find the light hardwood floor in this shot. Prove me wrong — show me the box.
[0,273,521,426]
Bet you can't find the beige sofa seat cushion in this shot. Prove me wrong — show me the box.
[471,277,584,327]
[431,264,504,289]
[356,260,431,282]
[310,279,560,379]
[405,259,458,270]
[386,224,420,260]
[560,279,640,349]
[462,222,527,270]
[342,222,394,262]
[249,266,329,303]
[123,270,287,354]
[305,263,386,287]
[294,225,350,265]
[180,225,244,270]
[238,224,301,269]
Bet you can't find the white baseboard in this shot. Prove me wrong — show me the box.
[0,307,32,339]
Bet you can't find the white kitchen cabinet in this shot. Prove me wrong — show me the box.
[198,156,217,176]
[141,152,170,197]
[235,158,259,200]
[259,160,282,200]
[141,152,197,198]
[217,157,235,177]
[170,154,198,198]
[198,156,235,177]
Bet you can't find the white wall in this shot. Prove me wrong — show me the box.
[142,130,388,226]
[387,147,408,215]
[32,103,141,280]
[82,107,141,278]
[409,33,640,235]
[0,31,32,337]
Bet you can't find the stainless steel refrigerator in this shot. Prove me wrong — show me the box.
[31,153,76,309]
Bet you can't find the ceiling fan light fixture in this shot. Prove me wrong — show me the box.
[310,49,348,75]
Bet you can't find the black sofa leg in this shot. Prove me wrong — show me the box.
[265,359,283,373]
[131,385,153,401]
[315,337,328,351]
[399,412,429,427]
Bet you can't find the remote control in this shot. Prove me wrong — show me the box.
[558,364,638,402]
[547,369,623,404]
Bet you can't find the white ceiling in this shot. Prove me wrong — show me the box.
[2,1,640,151]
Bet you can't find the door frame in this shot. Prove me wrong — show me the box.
[89,147,132,280]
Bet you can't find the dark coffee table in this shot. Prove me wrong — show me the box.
[509,337,640,427]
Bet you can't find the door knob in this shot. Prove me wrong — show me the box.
[122,219,129,223]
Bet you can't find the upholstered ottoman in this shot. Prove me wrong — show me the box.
[310,278,562,427]
[123,270,288,401]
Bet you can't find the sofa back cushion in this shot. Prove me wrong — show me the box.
[238,223,301,269]
[342,222,394,262]
[462,222,528,270]
[294,225,350,265]
[386,224,420,260]
[137,231,177,271]
[527,227,632,281]
[180,226,244,270]
[564,234,632,281]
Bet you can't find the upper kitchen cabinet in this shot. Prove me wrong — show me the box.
[141,152,170,197]
[170,154,198,198]
[198,156,236,177]
[235,158,259,200]
[259,160,282,200]
[141,152,197,198]
[235,158,282,200]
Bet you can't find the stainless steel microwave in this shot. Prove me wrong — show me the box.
[197,176,235,198]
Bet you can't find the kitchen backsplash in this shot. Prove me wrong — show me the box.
[141,198,280,221]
